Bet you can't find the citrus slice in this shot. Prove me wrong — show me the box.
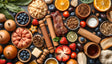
[67,31,77,42]
[55,0,69,11]
[80,0,93,4]
[94,0,111,12]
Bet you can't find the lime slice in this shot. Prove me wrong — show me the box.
[80,0,93,4]
[67,31,77,42]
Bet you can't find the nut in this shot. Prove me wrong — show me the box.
[71,0,78,7]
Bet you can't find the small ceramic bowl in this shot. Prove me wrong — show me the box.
[86,15,99,28]
[44,58,59,64]
[15,11,30,27]
[100,21,112,36]
[84,42,101,59]
[65,16,80,30]
[18,49,31,63]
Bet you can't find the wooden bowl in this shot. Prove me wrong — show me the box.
[44,58,59,64]
[106,6,112,22]
[86,15,99,28]
[11,27,33,49]
[18,49,31,63]
[84,42,101,59]
[15,11,30,27]
[75,4,91,19]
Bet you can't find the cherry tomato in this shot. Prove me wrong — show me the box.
[63,11,69,17]
[80,21,86,28]
[71,52,77,58]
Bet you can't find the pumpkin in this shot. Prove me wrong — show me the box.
[0,45,3,54]
[16,61,24,64]
[3,45,17,59]
[0,30,10,44]
[4,20,16,31]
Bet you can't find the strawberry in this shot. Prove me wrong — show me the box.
[69,43,76,51]
[60,37,68,44]
[56,55,62,61]
[55,45,71,62]
[0,59,6,64]
[62,54,70,62]
[55,46,63,54]
[32,19,39,25]
[62,45,71,54]
[7,62,12,64]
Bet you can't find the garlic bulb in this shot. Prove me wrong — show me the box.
[71,0,78,7]
[44,0,53,4]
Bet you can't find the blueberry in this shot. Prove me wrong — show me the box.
[0,23,4,29]
[19,14,22,16]
[20,17,22,20]
[23,13,27,16]
[49,54,53,58]
[89,59,95,64]
[68,7,74,12]
[97,32,101,36]
[0,54,5,59]
[95,27,99,31]
[27,53,30,56]
[80,37,85,42]
[76,48,79,53]
[49,4,55,11]
[17,16,20,19]
[12,12,17,17]
[30,45,35,51]
[99,18,103,23]
[70,12,75,16]
[17,20,21,23]
[20,52,24,56]
[61,62,65,64]
[21,21,25,25]
[25,21,28,24]
[22,50,25,53]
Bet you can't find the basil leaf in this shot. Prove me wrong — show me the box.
[0,0,3,2]
[53,37,60,42]
[0,8,14,19]
[9,0,32,6]
[0,3,4,8]
[5,3,25,13]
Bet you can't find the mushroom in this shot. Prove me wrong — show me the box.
[71,0,78,7]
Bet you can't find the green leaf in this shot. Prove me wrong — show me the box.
[0,0,3,2]
[0,8,14,19]
[5,3,25,13]
[53,37,60,42]
[9,0,32,6]
[0,3,4,8]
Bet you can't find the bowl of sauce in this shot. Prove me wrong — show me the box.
[45,58,59,64]
[84,42,101,58]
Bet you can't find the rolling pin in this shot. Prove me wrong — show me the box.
[78,28,101,43]
[45,15,59,47]
[39,20,54,53]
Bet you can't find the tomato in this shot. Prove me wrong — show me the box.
[0,59,6,64]
[80,21,86,28]
[63,11,70,17]
[71,52,77,58]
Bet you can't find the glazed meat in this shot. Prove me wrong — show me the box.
[51,11,68,36]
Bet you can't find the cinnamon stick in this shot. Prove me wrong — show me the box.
[78,28,101,43]
[39,20,54,53]
[46,15,59,47]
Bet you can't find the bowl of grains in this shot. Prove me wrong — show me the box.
[100,21,112,36]
[66,16,80,30]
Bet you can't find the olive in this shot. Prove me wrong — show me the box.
[68,7,74,12]
[80,37,85,42]
[0,23,4,29]
[100,14,106,19]
[77,43,83,51]
[99,18,103,23]
[70,12,75,16]
[97,32,101,36]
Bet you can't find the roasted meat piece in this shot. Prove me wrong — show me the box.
[51,11,68,36]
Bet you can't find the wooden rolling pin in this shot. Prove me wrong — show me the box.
[39,20,54,53]
[78,28,101,43]
[45,15,59,47]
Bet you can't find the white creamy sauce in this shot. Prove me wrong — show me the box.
[88,18,97,27]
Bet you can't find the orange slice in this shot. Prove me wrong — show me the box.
[94,0,111,12]
[55,0,69,11]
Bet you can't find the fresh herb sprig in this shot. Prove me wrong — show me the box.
[0,0,32,19]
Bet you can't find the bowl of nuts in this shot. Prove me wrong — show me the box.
[65,16,80,30]
[100,21,112,36]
